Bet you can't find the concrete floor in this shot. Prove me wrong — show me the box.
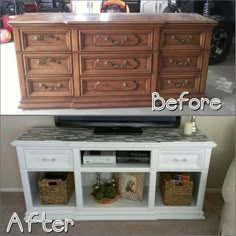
[0,41,235,115]
[0,192,224,235]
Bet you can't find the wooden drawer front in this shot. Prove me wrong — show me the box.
[21,30,71,51]
[23,54,72,75]
[159,53,203,73]
[79,30,153,51]
[80,54,152,75]
[159,75,200,93]
[160,29,205,50]
[27,78,73,97]
[81,76,151,96]
[157,150,204,171]
[24,149,73,170]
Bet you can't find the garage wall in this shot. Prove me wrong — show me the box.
[0,116,235,191]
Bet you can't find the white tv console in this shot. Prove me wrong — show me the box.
[12,127,216,221]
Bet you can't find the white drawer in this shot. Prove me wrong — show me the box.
[24,149,73,170]
[157,150,204,171]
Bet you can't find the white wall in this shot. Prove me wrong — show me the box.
[0,116,234,190]
[0,116,54,190]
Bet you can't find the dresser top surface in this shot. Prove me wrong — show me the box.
[10,13,217,25]
[15,127,212,143]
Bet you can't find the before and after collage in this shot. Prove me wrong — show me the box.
[0,0,235,235]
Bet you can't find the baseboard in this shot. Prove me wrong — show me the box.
[0,188,23,192]
[206,188,222,193]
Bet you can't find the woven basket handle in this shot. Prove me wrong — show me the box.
[47,179,62,185]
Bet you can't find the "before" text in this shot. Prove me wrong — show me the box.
[152,91,222,111]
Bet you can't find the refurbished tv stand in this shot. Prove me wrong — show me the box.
[12,127,216,220]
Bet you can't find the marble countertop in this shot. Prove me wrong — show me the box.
[16,127,211,143]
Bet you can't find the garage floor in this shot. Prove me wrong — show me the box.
[0,41,235,115]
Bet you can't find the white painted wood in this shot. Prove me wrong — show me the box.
[16,147,27,170]
[148,172,156,209]
[157,149,205,171]
[74,171,83,209]
[202,148,213,170]
[72,148,81,170]
[20,171,34,210]
[12,140,216,149]
[24,149,73,170]
[196,172,209,211]
[150,149,158,171]
[13,135,216,220]
[80,163,150,172]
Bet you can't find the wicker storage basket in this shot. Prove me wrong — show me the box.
[39,172,74,204]
[160,173,193,206]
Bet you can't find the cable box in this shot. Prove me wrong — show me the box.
[116,151,150,164]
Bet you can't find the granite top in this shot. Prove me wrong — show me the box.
[16,127,211,143]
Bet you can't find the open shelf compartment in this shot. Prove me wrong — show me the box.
[80,150,151,172]
[155,172,201,208]
[81,172,150,208]
[28,171,77,208]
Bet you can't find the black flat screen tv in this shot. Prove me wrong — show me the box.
[54,116,181,135]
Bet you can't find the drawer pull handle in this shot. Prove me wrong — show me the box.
[42,158,56,162]
[104,36,128,45]
[94,34,140,46]
[34,34,60,41]
[39,83,62,91]
[168,80,189,87]
[104,60,128,69]
[36,58,61,65]
[169,58,191,66]
[94,81,137,91]
[94,81,100,89]
[171,35,193,44]
[173,158,188,162]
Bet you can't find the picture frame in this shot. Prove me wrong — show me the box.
[118,172,145,201]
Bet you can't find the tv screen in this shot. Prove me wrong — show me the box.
[54,116,181,135]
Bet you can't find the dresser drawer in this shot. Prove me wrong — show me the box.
[159,53,203,73]
[24,149,73,170]
[81,76,151,96]
[26,78,73,97]
[160,29,206,50]
[21,29,71,51]
[159,75,200,93]
[23,54,72,75]
[80,54,152,75]
[79,30,153,51]
[157,150,204,171]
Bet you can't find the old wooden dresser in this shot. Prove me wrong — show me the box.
[10,13,217,109]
